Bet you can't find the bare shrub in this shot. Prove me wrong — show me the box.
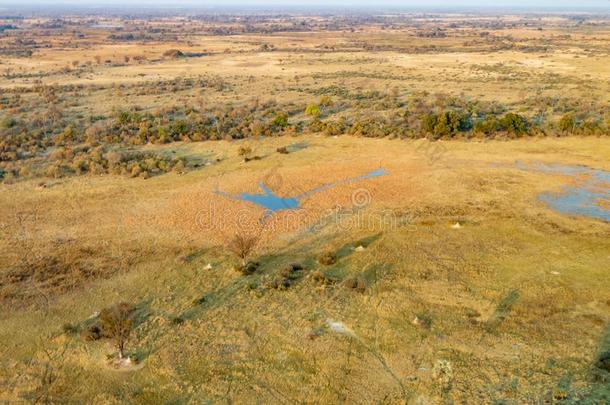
[318,251,337,265]
[99,302,136,359]
[227,234,259,269]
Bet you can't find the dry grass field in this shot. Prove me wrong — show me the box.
[0,10,609,404]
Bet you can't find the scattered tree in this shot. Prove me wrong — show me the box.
[499,113,528,135]
[99,302,136,359]
[227,234,259,269]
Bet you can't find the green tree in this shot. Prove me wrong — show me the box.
[433,113,451,138]
[558,113,576,133]
[474,116,499,136]
[421,113,438,134]
[499,113,528,135]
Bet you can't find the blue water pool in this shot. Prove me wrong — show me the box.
[515,161,609,222]
[215,167,388,218]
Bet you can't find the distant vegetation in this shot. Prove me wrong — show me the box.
[1,84,607,183]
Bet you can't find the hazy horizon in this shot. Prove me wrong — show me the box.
[1,0,609,11]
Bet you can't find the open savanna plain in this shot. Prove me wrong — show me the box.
[0,10,609,403]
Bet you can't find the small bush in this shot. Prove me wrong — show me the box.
[192,295,207,306]
[171,316,185,325]
[1,117,17,128]
[277,263,304,280]
[311,270,334,285]
[413,312,433,329]
[305,104,320,117]
[237,145,252,158]
[474,116,499,136]
[318,252,337,266]
[272,113,289,128]
[62,322,79,335]
[80,324,103,341]
[266,277,291,290]
[234,261,260,275]
[344,277,367,293]
[163,49,184,58]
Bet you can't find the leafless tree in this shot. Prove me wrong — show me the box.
[227,234,259,267]
[99,302,136,359]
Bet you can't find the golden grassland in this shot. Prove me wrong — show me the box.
[0,12,609,403]
[1,15,609,109]
[1,135,609,402]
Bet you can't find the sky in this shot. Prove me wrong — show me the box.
[0,0,609,9]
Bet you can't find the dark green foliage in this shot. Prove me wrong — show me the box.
[499,113,528,135]
[420,110,471,138]
[474,116,500,135]
[0,90,606,184]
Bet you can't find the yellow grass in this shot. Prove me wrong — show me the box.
[1,135,609,402]
[1,12,609,403]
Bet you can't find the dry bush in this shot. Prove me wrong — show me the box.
[318,251,337,266]
[226,234,259,267]
[311,270,333,285]
[237,145,253,158]
[99,302,136,359]
[163,49,184,58]
[267,263,305,290]
[344,277,367,293]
